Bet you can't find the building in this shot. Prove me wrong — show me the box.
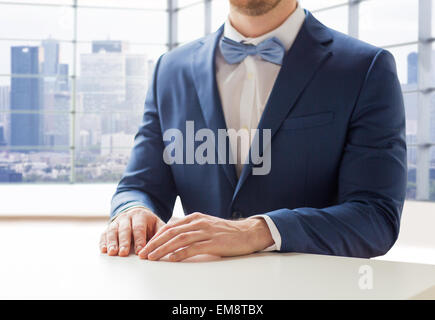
[0,86,10,145]
[40,39,70,148]
[406,51,435,145]
[78,40,148,152]
[406,50,435,199]
[43,91,70,147]
[57,64,69,92]
[100,131,134,157]
[407,51,435,85]
[10,46,43,149]
[92,40,127,54]
[41,39,60,76]
[126,54,149,111]
[0,126,6,146]
[0,166,22,182]
[79,49,126,113]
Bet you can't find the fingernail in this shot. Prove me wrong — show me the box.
[148,252,156,260]
[136,246,143,254]
[120,246,126,254]
[108,246,116,253]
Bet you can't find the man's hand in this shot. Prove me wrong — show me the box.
[100,207,165,257]
[138,212,274,262]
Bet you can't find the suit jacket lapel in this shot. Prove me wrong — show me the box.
[232,11,334,202]
[191,25,238,189]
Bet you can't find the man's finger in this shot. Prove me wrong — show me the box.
[168,240,212,262]
[140,220,205,259]
[106,222,119,256]
[132,213,148,254]
[149,212,202,242]
[117,217,132,257]
[146,231,208,261]
[99,231,107,253]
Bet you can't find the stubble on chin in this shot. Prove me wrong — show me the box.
[229,0,282,16]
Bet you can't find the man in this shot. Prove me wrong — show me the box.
[100,0,407,261]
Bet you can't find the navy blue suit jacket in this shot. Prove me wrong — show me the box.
[111,11,407,258]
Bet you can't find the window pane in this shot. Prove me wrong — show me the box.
[407,93,435,201]
[76,43,159,113]
[0,3,74,40]
[76,112,141,152]
[0,40,73,81]
[77,7,167,44]
[0,112,70,148]
[211,0,229,32]
[430,92,435,144]
[178,3,205,43]
[301,0,348,11]
[419,146,435,201]
[0,148,70,183]
[433,2,435,38]
[403,90,417,200]
[403,91,418,147]
[75,112,140,183]
[388,44,418,86]
[310,5,348,34]
[75,148,131,183]
[403,39,434,90]
[431,147,435,201]
[76,42,165,74]
[178,0,203,9]
[406,145,416,199]
[428,41,435,88]
[78,0,167,10]
[0,45,72,147]
[1,70,71,147]
[1,0,72,4]
[359,0,418,47]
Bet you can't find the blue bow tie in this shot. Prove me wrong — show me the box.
[219,36,286,65]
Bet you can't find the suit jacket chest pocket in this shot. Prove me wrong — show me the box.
[281,111,334,130]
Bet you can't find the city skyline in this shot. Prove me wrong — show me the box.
[0,37,155,183]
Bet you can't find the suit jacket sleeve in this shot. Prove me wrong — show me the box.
[110,56,177,223]
[265,49,407,258]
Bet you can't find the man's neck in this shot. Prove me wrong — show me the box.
[229,0,298,38]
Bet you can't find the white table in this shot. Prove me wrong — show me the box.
[1,219,435,300]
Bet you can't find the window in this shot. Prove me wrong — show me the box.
[0,0,167,183]
[211,0,229,31]
[1,0,434,203]
[300,0,434,201]
[178,1,206,44]
[304,0,349,34]
[359,0,418,47]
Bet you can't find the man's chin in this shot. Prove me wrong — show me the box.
[229,0,282,16]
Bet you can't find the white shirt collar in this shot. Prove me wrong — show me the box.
[223,2,306,52]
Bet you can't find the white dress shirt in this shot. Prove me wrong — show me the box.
[216,3,306,251]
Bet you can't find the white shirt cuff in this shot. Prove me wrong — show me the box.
[250,214,282,251]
